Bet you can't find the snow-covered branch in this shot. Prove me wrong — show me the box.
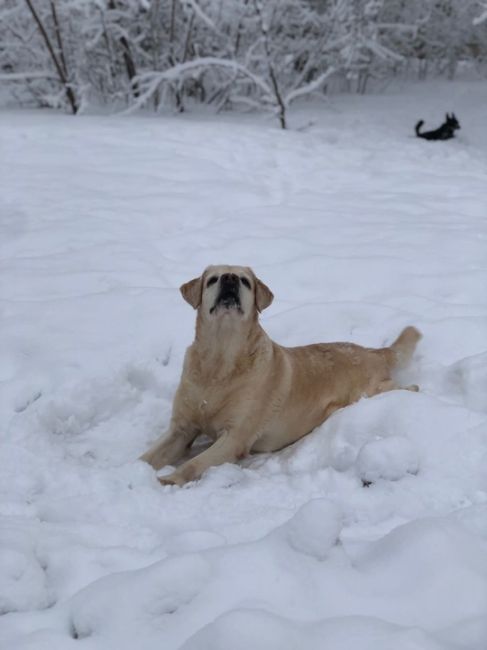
[285,68,336,106]
[127,57,274,113]
[2,0,486,117]
[473,3,487,25]
[0,71,57,80]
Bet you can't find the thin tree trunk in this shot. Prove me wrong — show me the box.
[23,0,78,113]
[150,0,162,109]
[268,64,286,129]
[234,0,250,56]
[253,0,286,129]
[99,9,117,96]
[107,0,139,98]
[168,0,183,112]
[182,12,195,63]
[120,35,139,96]
[50,1,68,79]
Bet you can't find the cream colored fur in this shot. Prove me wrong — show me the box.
[140,265,421,486]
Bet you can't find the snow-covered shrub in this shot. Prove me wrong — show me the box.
[2,0,487,118]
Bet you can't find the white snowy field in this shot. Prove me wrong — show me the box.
[1,80,487,649]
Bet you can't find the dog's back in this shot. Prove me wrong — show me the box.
[252,327,421,452]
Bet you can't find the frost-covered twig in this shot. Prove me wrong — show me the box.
[0,71,57,80]
[285,68,336,106]
[473,3,487,25]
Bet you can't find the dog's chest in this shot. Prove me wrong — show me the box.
[184,380,239,431]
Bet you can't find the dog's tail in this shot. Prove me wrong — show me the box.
[388,326,422,369]
[415,120,424,137]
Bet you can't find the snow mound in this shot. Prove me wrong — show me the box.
[356,436,419,483]
[0,526,51,614]
[181,609,445,650]
[68,554,211,642]
[445,352,487,413]
[275,499,342,560]
[356,517,487,630]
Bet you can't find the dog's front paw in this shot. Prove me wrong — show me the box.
[158,462,199,487]
[158,470,193,487]
[158,473,182,487]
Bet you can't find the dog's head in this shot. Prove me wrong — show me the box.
[180,265,273,321]
[446,113,460,130]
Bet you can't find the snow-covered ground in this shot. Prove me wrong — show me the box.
[1,81,487,649]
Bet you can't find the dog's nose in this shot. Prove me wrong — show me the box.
[220,273,239,287]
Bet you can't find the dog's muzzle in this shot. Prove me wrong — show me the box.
[210,273,242,313]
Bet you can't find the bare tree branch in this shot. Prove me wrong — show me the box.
[23,0,78,113]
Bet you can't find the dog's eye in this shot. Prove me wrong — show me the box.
[240,277,251,289]
[206,276,218,288]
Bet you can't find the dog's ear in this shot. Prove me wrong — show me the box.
[180,276,203,309]
[255,277,274,312]
[446,113,450,120]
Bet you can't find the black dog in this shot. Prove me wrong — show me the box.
[415,113,460,141]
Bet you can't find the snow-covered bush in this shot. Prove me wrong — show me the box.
[1,0,486,120]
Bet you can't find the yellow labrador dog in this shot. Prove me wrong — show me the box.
[141,265,421,486]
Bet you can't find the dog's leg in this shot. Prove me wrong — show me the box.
[140,426,198,470]
[159,431,250,486]
[370,379,419,397]
[375,379,398,394]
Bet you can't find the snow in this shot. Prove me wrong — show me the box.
[275,498,342,560]
[356,435,420,483]
[1,80,487,649]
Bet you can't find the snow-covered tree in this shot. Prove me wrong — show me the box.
[1,0,485,118]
